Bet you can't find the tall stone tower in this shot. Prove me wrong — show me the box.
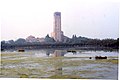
[51,12,63,42]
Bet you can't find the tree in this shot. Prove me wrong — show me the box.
[45,34,55,43]
[1,40,5,45]
[15,38,26,44]
[8,40,14,44]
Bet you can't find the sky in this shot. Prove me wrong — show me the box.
[0,0,119,41]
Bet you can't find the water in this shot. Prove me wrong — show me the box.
[0,49,118,79]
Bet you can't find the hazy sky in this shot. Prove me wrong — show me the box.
[0,0,119,41]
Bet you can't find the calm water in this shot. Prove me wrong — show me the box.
[2,49,118,58]
[0,49,118,79]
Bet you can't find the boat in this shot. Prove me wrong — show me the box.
[18,49,25,52]
[95,56,107,59]
[67,50,76,53]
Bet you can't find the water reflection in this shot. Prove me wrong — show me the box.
[46,50,51,56]
[51,50,64,76]
[45,50,54,57]
[46,50,66,57]
[53,50,65,57]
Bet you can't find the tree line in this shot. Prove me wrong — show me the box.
[1,35,119,49]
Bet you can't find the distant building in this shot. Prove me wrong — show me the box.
[26,35,45,43]
[26,35,38,42]
[37,37,45,43]
[51,12,63,42]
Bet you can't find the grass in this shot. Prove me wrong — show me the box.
[20,74,29,78]
[49,75,84,79]
[1,52,32,57]
[1,59,24,64]
[1,53,17,56]
[93,59,118,64]
[107,59,118,64]
[79,70,96,74]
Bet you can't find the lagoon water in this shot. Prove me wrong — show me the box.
[0,49,118,79]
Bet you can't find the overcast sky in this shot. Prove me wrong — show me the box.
[0,0,119,41]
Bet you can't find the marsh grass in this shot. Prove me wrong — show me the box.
[0,52,118,79]
[49,75,84,79]
[107,59,118,64]
[20,74,29,78]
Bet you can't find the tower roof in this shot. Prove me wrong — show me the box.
[54,12,61,16]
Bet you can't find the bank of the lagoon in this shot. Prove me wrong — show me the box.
[0,49,118,79]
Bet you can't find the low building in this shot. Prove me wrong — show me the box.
[26,35,38,42]
[36,37,45,43]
